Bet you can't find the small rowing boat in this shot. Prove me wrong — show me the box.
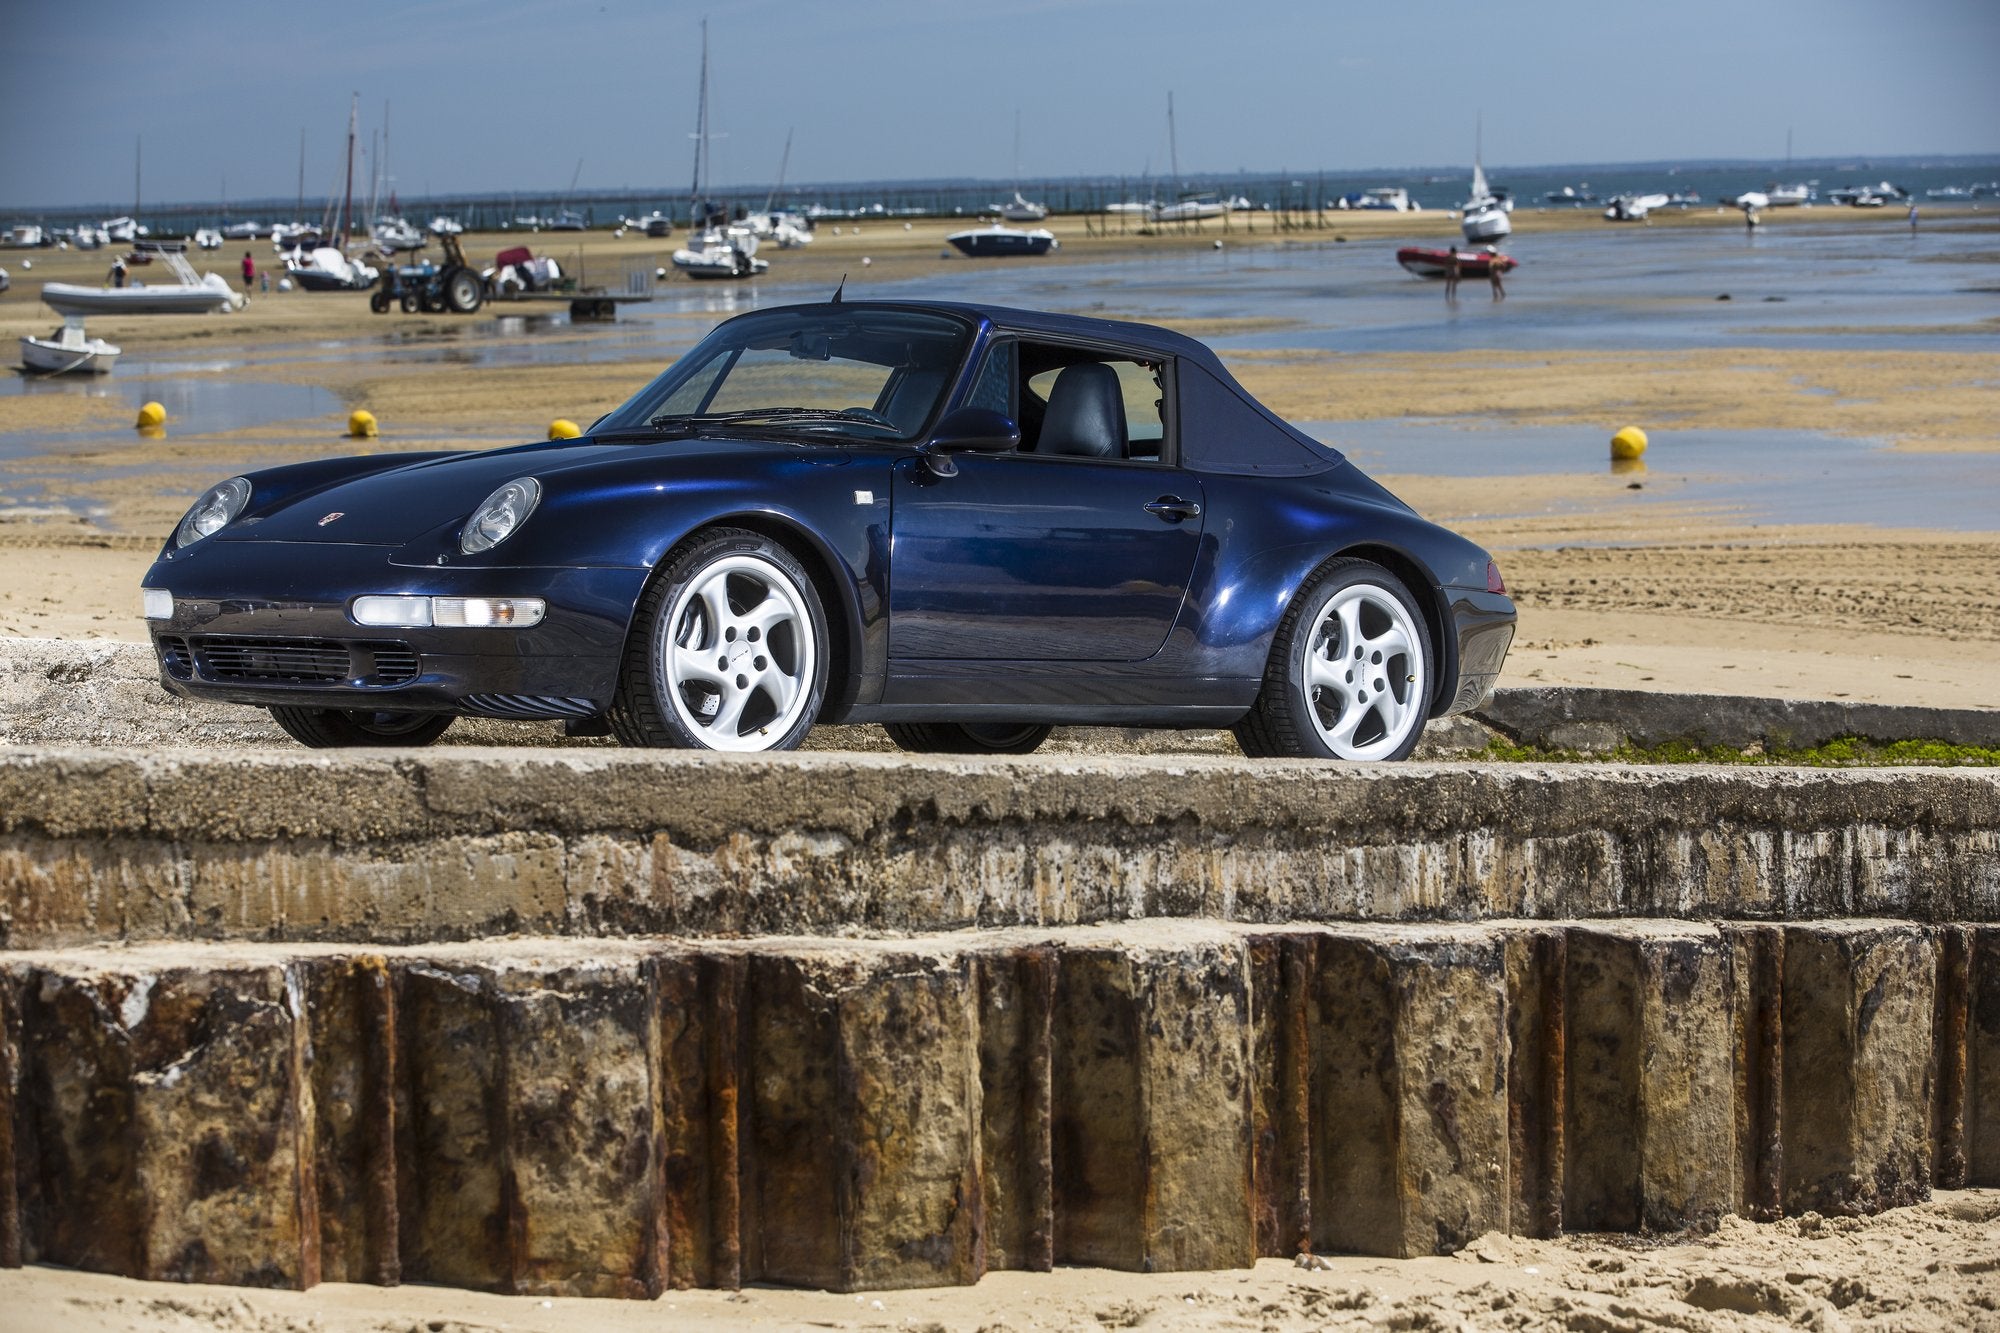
[1395,246,1518,279]
[21,318,120,375]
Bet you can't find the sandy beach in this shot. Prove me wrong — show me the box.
[6,1188,1997,1331]
[3,206,1994,709]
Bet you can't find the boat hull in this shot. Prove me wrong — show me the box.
[1461,207,1512,243]
[1396,247,1517,279]
[42,281,240,316]
[21,335,119,375]
[946,227,1058,257]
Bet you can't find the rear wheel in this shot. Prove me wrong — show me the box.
[1233,559,1433,762]
[608,528,828,751]
[268,706,453,749]
[883,722,1052,755]
[443,267,483,313]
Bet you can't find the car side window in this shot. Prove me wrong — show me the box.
[965,340,1016,420]
[1023,356,1170,462]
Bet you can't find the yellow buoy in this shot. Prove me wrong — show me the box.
[547,418,581,440]
[1610,425,1648,460]
[135,401,166,429]
[348,409,378,439]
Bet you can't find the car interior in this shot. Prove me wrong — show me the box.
[968,340,1170,462]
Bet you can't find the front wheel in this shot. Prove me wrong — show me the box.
[268,706,453,748]
[368,289,391,314]
[883,722,1052,755]
[1233,559,1433,761]
[608,528,828,751]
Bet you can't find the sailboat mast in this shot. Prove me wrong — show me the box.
[1167,92,1180,189]
[296,129,305,224]
[689,18,709,221]
[764,127,792,214]
[134,135,141,221]
[341,93,357,247]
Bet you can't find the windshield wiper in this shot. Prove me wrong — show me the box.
[647,407,901,434]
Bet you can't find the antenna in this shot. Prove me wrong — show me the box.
[831,274,846,304]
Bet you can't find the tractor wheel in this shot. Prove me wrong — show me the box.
[369,289,391,314]
[444,267,483,314]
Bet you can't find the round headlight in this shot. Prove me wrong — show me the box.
[174,476,252,548]
[460,477,542,554]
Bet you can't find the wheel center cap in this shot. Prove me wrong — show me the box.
[727,641,753,667]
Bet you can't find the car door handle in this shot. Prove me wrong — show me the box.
[1144,496,1202,521]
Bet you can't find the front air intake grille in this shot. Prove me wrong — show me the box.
[366,645,420,685]
[158,636,193,680]
[199,636,353,683]
[186,636,420,686]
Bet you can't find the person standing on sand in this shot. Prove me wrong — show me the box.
[240,251,256,293]
[109,258,127,288]
[1909,204,1920,229]
[1484,246,1505,301]
[1444,248,1461,301]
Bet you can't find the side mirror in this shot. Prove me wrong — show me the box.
[919,408,1020,477]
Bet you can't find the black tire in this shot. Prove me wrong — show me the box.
[1233,558,1434,762]
[883,722,1052,755]
[399,291,418,313]
[268,706,453,749]
[369,289,391,313]
[443,267,483,313]
[608,527,829,751]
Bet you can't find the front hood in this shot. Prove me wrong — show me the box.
[217,436,766,546]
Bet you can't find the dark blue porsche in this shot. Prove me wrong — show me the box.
[141,301,1515,760]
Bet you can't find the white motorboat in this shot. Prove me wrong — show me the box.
[427,215,465,236]
[102,216,146,243]
[1604,192,1670,221]
[41,241,244,315]
[222,220,265,240]
[1151,196,1226,222]
[1765,183,1813,206]
[672,227,769,279]
[285,246,378,291]
[745,210,812,247]
[372,216,426,252]
[21,318,120,375]
[631,210,674,238]
[0,266,10,293]
[193,228,223,250]
[1351,187,1415,211]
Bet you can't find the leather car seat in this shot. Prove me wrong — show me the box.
[1035,362,1127,458]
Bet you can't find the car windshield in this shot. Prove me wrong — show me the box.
[598,307,975,442]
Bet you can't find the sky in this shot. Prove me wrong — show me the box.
[3,0,1997,211]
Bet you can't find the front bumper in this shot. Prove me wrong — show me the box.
[1439,588,1516,716]
[142,541,648,718]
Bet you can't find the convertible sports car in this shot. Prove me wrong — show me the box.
[141,300,1515,760]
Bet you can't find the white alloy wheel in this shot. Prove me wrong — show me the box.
[655,552,818,751]
[1301,582,1428,760]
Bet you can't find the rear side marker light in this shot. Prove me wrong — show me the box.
[1486,561,1506,595]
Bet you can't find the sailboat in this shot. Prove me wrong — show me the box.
[1150,93,1223,222]
[671,21,768,280]
[996,110,1049,222]
[1459,118,1511,243]
[744,130,813,247]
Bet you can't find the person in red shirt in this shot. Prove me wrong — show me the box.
[240,251,256,292]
